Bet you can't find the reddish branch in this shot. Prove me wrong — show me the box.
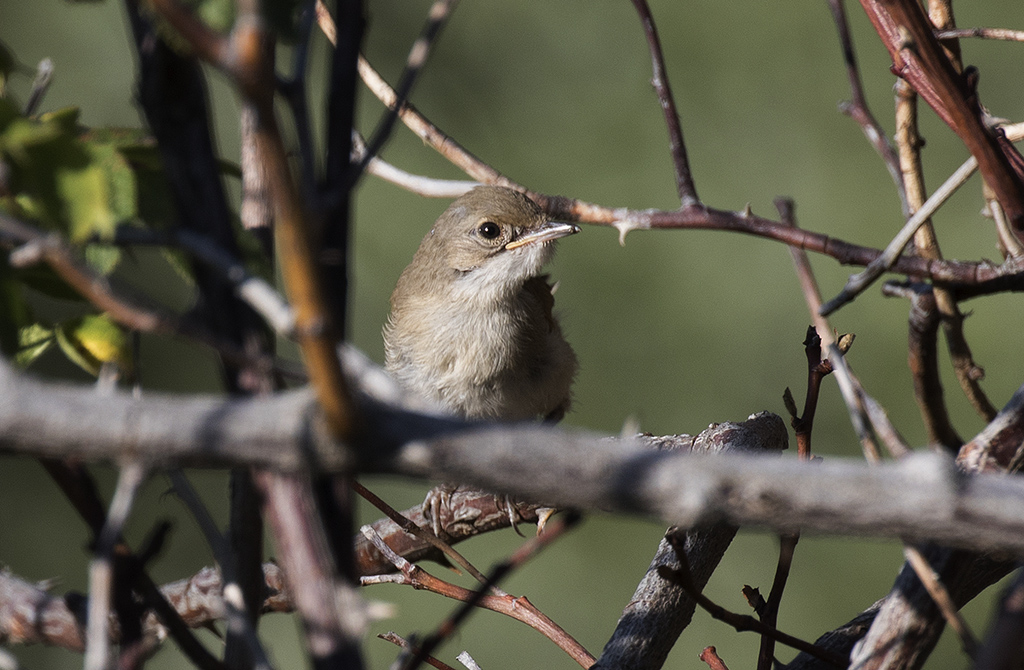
[858,0,1024,236]
[360,522,594,668]
[395,512,585,670]
[349,54,1024,293]
[700,646,731,670]
[881,283,962,450]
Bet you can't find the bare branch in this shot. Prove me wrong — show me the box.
[593,413,788,670]
[6,356,1024,554]
[902,545,979,658]
[936,27,1024,43]
[355,0,459,180]
[827,0,909,218]
[629,0,699,207]
[348,57,1024,291]
[858,0,1024,235]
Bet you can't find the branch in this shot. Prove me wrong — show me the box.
[858,0,1024,235]
[348,56,1024,291]
[6,355,1024,554]
[936,27,1024,42]
[827,0,909,219]
[593,412,788,670]
[0,565,292,653]
[881,282,962,450]
[629,0,699,206]
[354,0,458,180]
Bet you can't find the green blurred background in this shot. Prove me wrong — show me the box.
[2,0,1023,668]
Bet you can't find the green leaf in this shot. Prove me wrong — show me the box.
[15,323,54,367]
[55,314,130,376]
[58,142,118,240]
[85,243,122,275]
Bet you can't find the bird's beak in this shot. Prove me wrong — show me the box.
[505,221,582,250]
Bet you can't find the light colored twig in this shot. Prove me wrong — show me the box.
[988,196,1024,258]
[820,154,979,315]
[351,131,479,197]
[352,480,494,590]
[356,0,460,177]
[24,57,54,116]
[455,651,481,670]
[936,27,1024,42]
[821,122,1024,316]
[903,545,979,658]
[167,471,276,670]
[84,462,147,670]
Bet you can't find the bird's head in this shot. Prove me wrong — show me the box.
[418,186,580,297]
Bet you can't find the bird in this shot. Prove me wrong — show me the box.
[384,185,579,422]
[383,185,579,531]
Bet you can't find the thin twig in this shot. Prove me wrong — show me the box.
[894,72,998,422]
[936,27,1024,42]
[351,480,493,589]
[352,131,479,197]
[112,226,296,338]
[827,0,910,218]
[23,58,54,116]
[881,282,962,450]
[757,533,799,670]
[2,214,170,333]
[820,153,979,315]
[988,195,1024,258]
[903,545,979,658]
[354,0,460,181]
[359,520,594,668]
[0,213,299,381]
[629,0,699,207]
[377,632,457,670]
[167,471,276,670]
[892,74,972,445]
[401,513,585,670]
[699,646,731,670]
[84,462,147,670]
[279,0,320,206]
[661,534,847,668]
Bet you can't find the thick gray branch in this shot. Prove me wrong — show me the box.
[3,358,1024,555]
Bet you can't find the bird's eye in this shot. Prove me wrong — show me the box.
[478,221,501,240]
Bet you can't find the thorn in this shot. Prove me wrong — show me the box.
[614,220,636,246]
[620,415,641,438]
[742,203,753,218]
[536,507,557,534]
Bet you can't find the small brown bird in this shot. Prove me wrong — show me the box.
[384,186,579,423]
[384,186,579,533]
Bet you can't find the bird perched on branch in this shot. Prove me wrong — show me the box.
[384,185,580,530]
